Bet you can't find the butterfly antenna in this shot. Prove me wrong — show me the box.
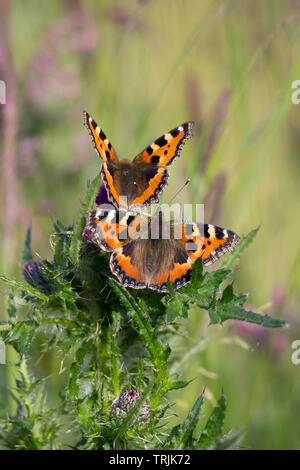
[167,179,190,205]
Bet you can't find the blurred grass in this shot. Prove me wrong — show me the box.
[1,0,300,449]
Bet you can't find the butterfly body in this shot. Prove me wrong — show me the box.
[101,160,169,210]
[84,111,193,209]
[85,207,240,293]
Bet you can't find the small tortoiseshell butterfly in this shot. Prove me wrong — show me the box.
[83,111,193,209]
[85,207,240,293]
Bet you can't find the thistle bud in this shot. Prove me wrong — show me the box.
[23,261,52,295]
[96,183,110,206]
[110,389,150,424]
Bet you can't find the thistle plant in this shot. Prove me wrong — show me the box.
[0,175,284,450]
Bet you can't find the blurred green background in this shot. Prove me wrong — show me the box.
[0,0,300,449]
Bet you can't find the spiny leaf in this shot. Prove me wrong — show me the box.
[215,429,245,450]
[164,267,233,321]
[217,304,285,328]
[221,283,234,303]
[165,391,205,449]
[52,229,68,268]
[166,279,175,297]
[165,296,189,322]
[109,279,168,379]
[199,268,232,295]
[0,274,49,303]
[4,321,38,355]
[180,392,205,448]
[197,392,226,449]
[8,294,17,319]
[69,174,101,264]
[110,313,120,396]
[182,268,232,302]
[190,258,203,287]
[166,373,189,392]
[68,339,95,403]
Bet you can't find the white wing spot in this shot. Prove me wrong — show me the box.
[208,225,216,237]
[192,224,200,237]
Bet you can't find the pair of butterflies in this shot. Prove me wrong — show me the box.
[84,111,240,293]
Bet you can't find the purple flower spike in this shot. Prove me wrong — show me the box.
[96,183,110,206]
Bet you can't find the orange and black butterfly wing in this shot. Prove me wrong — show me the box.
[100,163,128,209]
[83,111,119,165]
[145,222,240,292]
[85,207,129,252]
[128,166,169,207]
[85,207,147,288]
[112,238,194,293]
[147,240,194,293]
[84,111,125,207]
[130,121,194,207]
[179,223,240,265]
[110,241,147,290]
[134,121,194,168]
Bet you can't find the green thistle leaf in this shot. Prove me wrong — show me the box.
[165,391,205,449]
[197,392,226,449]
[0,274,49,303]
[69,174,101,264]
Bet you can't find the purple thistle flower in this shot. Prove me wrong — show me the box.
[110,389,150,424]
[96,183,110,206]
[82,227,100,247]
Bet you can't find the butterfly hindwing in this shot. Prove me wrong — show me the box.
[110,239,193,293]
[85,208,240,293]
[147,240,193,292]
[179,223,240,265]
[100,163,169,209]
[129,167,169,207]
[100,163,127,209]
[85,207,131,251]
[110,243,147,290]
